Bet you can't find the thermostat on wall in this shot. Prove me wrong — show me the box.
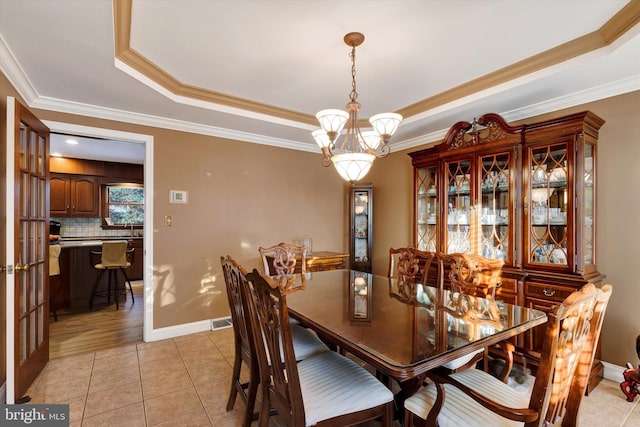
[169,190,188,204]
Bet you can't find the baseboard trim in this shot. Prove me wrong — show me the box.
[145,319,212,342]
[603,361,626,383]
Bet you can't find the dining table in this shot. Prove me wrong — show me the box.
[283,269,548,412]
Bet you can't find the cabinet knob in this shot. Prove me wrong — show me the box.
[542,288,556,297]
[496,282,502,288]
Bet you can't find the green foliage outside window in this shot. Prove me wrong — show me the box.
[108,186,144,224]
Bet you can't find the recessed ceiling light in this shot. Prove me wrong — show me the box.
[65,139,78,145]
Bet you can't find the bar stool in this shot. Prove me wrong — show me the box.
[89,240,135,310]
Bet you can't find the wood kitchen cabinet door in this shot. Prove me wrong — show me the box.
[50,173,99,217]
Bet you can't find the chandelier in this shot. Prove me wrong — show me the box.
[312,32,402,182]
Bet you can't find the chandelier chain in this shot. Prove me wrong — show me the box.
[349,46,359,102]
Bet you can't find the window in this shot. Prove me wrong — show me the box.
[106,184,144,224]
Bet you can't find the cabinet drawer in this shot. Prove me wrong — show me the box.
[525,281,575,303]
[496,277,517,293]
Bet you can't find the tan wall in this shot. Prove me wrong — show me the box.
[368,89,640,367]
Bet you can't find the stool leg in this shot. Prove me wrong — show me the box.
[111,269,120,310]
[89,269,106,310]
[119,267,135,305]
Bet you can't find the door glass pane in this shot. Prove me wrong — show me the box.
[38,306,44,346]
[30,310,36,355]
[584,144,595,264]
[20,318,27,363]
[38,134,45,175]
[30,130,37,172]
[479,153,510,261]
[20,274,27,314]
[30,221,37,262]
[39,178,46,217]
[31,175,38,218]
[416,166,437,251]
[21,172,29,216]
[19,123,27,168]
[38,220,46,261]
[529,144,568,265]
[445,160,471,253]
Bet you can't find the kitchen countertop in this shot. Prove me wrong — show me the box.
[55,236,143,248]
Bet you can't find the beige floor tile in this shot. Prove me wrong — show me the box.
[63,393,87,422]
[136,337,177,351]
[188,362,233,386]
[88,364,141,393]
[91,351,139,374]
[153,406,213,427]
[141,366,193,399]
[81,402,146,427]
[204,403,246,427]
[144,386,204,426]
[175,336,217,354]
[30,376,90,403]
[138,342,181,363]
[139,357,187,379]
[194,378,230,408]
[94,343,137,360]
[38,362,93,387]
[83,380,143,418]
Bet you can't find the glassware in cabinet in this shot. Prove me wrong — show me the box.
[526,143,569,267]
[444,159,472,253]
[479,152,511,261]
[350,184,373,273]
[415,166,438,251]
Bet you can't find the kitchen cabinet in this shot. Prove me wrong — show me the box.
[127,239,144,280]
[50,173,99,217]
[350,184,373,273]
[410,111,605,392]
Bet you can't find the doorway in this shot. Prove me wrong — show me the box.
[44,121,154,356]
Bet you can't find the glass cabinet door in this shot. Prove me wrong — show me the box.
[583,143,595,266]
[444,159,472,253]
[526,143,569,267]
[479,152,511,261]
[415,166,438,251]
[350,185,373,273]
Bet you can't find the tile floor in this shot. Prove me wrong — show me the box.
[24,328,640,426]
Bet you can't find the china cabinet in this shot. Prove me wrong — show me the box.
[350,184,373,273]
[410,111,605,392]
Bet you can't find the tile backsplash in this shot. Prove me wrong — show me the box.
[53,217,141,238]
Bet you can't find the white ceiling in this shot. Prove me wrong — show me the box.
[1,0,639,164]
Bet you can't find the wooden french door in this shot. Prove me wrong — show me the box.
[5,96,50,403]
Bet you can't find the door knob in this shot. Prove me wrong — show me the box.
[14,263,29,272]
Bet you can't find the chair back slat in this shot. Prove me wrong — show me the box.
[259,242,307,275]
[245,269,306,426]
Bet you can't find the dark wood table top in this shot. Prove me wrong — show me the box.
[285,269,547,384]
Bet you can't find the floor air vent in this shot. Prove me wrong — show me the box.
[211,317,232,330]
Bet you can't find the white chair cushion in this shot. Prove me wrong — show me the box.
[290,324,330,360]
[298,351,394,426]
[404,368,530,427]
[441,348,484,370]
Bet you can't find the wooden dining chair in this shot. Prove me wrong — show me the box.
[220,256,330,427]
[244,268,394,427]
[259,242,307,276]
[388,247,438,286]
[436,252,504,372]
[440,252,504,298]
[404,283,612,427]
